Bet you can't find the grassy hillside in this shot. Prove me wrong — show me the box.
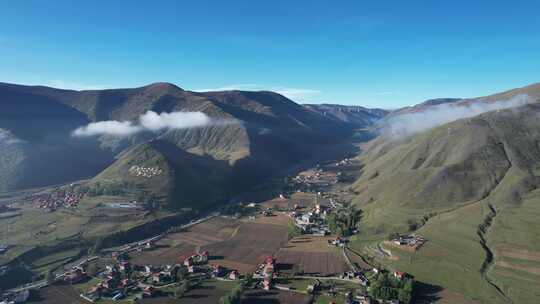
[91,142,174,202]
[351,101,540,303]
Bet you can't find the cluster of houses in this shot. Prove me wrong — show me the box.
[254,256,277,290]
[390,234,426,251]
[31,191,83,211]
[290,203,333,235]
[181,251,241,282]
[340,270,368,286]
[182,251,209,273]
[82,258,181,302]
[128,165,163,178]
[292,167,340,192]
[334,158,352,167]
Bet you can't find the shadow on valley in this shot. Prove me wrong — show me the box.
[412,281,443,303]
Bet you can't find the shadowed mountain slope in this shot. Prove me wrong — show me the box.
[0,82,383,209]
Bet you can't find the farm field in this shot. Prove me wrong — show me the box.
[167,217,240,247]
[241,289,312,304]
[129,242,196,266]
[275,236,349,275]
[201,215,290,273]
[169,279,237,304]
[130,215,290,273]
[28,284,88,304]
[129,217,239,266]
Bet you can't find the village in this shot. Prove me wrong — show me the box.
[21,190,84,212]
[1,157,417,304]
[128,166,163,178]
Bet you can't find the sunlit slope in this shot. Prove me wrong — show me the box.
[352,103,540,303]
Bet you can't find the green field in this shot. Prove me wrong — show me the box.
[0,194,175,268]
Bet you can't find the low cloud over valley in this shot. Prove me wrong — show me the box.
[73,111,213,137]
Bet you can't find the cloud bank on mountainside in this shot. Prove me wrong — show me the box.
[382,94,533,138]
[73,111,214,137]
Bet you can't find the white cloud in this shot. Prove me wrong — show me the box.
[72,111,218,137]
[73,121,142,137]
[195,84,321,102]
[140,111,211,131]
[383,94,533,138]
[0,128,23,145]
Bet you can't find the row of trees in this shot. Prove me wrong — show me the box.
[368,271,414,304]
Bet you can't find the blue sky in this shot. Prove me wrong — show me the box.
[1,1,539,108]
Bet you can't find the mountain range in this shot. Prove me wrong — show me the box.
[1,80,540,302]
[0,82,386,208]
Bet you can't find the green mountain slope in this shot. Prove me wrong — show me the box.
[351,84,540,303]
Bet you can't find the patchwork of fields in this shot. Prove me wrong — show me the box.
[275,236,348,275]
[130,215,289,273]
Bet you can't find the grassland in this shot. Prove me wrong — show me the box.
[0,193,176,270]
[347,104,540,303]
[487,189,540,302]
[352,201,505,303]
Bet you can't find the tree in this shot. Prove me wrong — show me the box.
[407,218,418,231]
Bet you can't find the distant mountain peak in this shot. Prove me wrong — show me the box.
[144,82,184,91]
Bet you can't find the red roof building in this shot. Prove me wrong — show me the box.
[393,271,406,280]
